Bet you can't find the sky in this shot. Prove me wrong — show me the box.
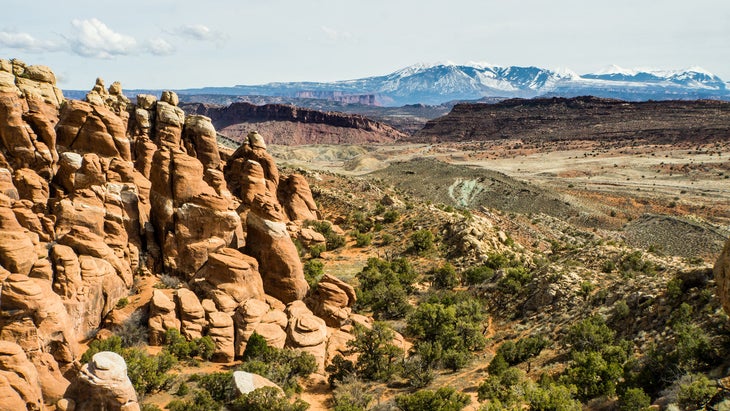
[1,0,729,89]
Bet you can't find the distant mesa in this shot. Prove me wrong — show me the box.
[411,96,730,144]
[182,101,406,145]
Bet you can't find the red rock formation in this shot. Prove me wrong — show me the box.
[184,102,405,145]
[0,60,368,407]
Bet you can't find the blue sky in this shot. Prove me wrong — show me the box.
[1,0,728,89]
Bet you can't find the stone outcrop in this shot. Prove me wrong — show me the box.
[206,311,234,363]
[0,341,43,411]
[232,370,283,396]
[0,61,367,407]
[233,298,287,356]
[190,248,266,313]
[175,288,206,340]
[714,238,730,315]
[286,301,327,371]
[148,290,180,346]
[278,174,319,221]
[70,351,139,411]
[246,202,308,303]
[305,274,356,327]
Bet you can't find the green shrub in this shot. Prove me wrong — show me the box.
[243,332,272,361]
[395,386,470,411]
[355,257,417,319]
[325,354,356,387]
[431,262,459,289]
[497,266,533,293]
[402,356,435,388]
[230,387,309,411]
[497,335,549,366]
[487,352,508,376]
[405,297,486,371]
[618,387,651,411]
[564,316,615,352]
[620,251,655,276]
[196,371,237,403]
[309,244,325,258]
[167,389,222,411]
[163,328,214,361]
[82,336,124,364]
[676,373,716,411]
[410,229,435,254]
[331,377,372,411]
[526,382,582,411]
[354,232,372,247]
[601,259,616,273]
[81,335,177,396]
[462,265,495,285]
[379,233,395,245]
[124,348,177,395]
[116,297,129,309]
[383,209,400,223]
[348,322,403,382]
[303,259,325,288]
[350,211,373,233]
[238,347,317,394]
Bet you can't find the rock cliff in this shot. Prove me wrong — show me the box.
[183,102,406,145]
[0,59,370,408]
[412,96,730,143]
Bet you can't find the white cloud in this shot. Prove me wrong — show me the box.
[171,24,226,43]
[146,38,175,55]
[67,18,137,58]
[321,26,352,41]
[0,31,62,52]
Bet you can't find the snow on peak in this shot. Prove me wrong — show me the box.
[593,65,638,76]
[681,66,715,76]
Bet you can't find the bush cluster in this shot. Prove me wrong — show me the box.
[355,257,418,319]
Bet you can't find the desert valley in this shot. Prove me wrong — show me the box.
[0,55,729,411]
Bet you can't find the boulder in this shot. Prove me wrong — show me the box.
[148,290,180,346]
[233,299,287,356]
[190,248,265,311]
[206,311,234,363]
[0,274,77,365]
[232,371,282,396]
[13,168,49,210]
[155,100,185,150]
[183,115,221,170]
[0,341,44,411]
[246,203,308,303]
[715,238,730,315]
[71,351,139,411]
[278,174,318,221]
[285,301,327,371]
[175,288,206,340]
[305,274,356,327]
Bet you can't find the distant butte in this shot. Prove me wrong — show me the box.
[182,102,406,145]
[411,96,730,144]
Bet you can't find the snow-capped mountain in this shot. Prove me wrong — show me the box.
[165,62,730,106]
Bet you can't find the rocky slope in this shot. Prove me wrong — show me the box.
[0,59,375,410]
[412,96,730,143]
[182,102,406,145]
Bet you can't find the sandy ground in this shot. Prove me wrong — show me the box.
[273,141,730,229]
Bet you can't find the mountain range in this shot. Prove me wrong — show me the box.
[65,62,730,106]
